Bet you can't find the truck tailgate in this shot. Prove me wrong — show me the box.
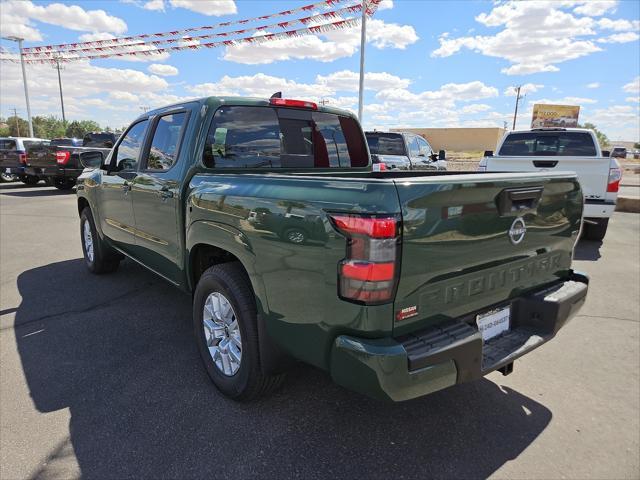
[392,172,583,334]
[486,155,609,201]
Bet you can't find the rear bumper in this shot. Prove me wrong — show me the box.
[584,200,616,218]
[24,166,83,179]
[330,272,589,402]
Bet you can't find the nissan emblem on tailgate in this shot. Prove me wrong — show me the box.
[509,217,527,245]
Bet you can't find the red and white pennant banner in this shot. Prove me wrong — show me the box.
[22,4,366,59]
[8,17,363,64]
[22,0,372,53]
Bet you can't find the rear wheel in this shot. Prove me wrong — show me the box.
[283,227,307,244]
[80,207,121,273]
[582,218,609,241]
[193,262,285,400]
[53,178,75,190]
[20,175,40,186]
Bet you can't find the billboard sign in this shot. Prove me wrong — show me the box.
[531,104,580,128]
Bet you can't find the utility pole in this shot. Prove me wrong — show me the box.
[12,107,20,136]
[357,0,367,123]
[52,55,66,124]
[512,85,522,130]
[2,36,34,137]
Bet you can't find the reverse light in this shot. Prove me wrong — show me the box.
[56,150,71,165]
[269,98,318,110]
[607,164,622,193]
[329,214,400,305]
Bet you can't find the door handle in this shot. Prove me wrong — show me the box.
[159,186,174,199]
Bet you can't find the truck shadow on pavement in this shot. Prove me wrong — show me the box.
[14,259,552,480]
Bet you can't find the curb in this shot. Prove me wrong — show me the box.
[616,196,640,213]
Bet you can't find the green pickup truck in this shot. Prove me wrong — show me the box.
[76,96,588,401]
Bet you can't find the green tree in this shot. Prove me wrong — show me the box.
[578,122,610,149]
[65,119,101,139]
[634,142,640,149]
[33,115,66,139]
[2,115,30,137]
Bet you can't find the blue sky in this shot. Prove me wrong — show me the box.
[1,0,639,140]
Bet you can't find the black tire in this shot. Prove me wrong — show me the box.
[193,262,285,400]
[582,218,609,241]
[20,175,40,186]
[282,227,307,244]
[53,178,75,190]
[0,173,17,183]
[80,207,121,274]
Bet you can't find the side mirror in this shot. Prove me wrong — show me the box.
[484,150,493,157]
[79,151,104,170]
[429,153,438,162]
[438,150,446,160]
[602,150,610,157]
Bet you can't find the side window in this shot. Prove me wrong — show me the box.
[145,112,187,171]
[0,140,17,150]
[407,136,420,157]
[417,137,432,154]
[114,120,149,171]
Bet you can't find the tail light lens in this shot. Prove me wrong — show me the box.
[56,151,71,165]
[18,152,27,165]
[607,165,622,192]
[329,214,400,304]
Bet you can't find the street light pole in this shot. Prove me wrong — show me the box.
[357,0,367,123]
[3,36,34,137]
[53,56,66,124]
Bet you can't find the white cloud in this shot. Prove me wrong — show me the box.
[148,64,179,76]
[432,1,605,75]
[460,103,492,114]
[587,82,600,88]
[168,0,236,16]
[223,18,418,64]
[0,0,127,42]
[528,96,597,105]
[597,17,640,31]
[626,96,640,104]
[504,83,544,96]
[144,0,165,11]
[1,60,169,126]
[623,76,640,94]
[573,1,617,17]
[187,73,334,99]
[582,104,640,141]
[597,32,640,43]
[315,70,411,92]
[379,0,394,10]
[78,32,117,42]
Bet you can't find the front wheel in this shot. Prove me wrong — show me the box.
[80,207,121,273]
[582,218,609,242]
[283,228,307,244]
[0,173,16,183]
[193,262,285,400]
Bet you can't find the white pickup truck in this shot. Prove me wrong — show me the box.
[479,128,621,241]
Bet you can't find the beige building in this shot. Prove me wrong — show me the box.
[391,127,507,152]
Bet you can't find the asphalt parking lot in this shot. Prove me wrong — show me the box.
[1,182,638,480]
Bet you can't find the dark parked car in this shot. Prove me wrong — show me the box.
[51,137,82,147]
[83,132,116,148]
[0,137,50,185]
[365,131,447,171]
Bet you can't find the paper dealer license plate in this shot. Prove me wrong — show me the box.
[476,306,510,342]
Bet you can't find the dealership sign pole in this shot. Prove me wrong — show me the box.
[357,0,367,122]
[2,36,34,137]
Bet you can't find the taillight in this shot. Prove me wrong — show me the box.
[18,152,27,165]
[269,98,318,110]
[607,165,622,193]
[56,151,71,165]
[329,214,400,304]
[372,162,387,172]
[477,158,487,172]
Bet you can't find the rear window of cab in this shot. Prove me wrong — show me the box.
[499,132,597,156]
[202,105,368,169]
